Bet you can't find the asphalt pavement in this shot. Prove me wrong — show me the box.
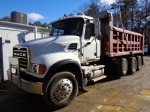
[0,56,150,112]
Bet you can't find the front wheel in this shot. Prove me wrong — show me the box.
[43,71,78,109]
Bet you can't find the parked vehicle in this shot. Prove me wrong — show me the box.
[8,10,144,109]
[144,45,149,55]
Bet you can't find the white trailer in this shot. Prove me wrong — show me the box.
[0,21,50,81]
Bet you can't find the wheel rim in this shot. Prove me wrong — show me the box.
[132,58,137,72]
[122,59,128,74]
[53,78,73,101]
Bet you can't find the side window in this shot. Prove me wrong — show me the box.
[85,23,94,40]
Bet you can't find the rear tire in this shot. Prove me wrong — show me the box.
[117,58,128,76]
[43,71,78,110]
[136,56,142,71]
[128,57,137,74]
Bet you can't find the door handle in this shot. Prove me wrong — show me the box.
[86,42,91,45]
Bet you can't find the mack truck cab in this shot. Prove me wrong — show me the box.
[8,11,107,109]
[8,10,144,109]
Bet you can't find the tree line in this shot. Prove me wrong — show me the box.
[0,16,50,28]
[77,0,150,44]
[0,0,150,44]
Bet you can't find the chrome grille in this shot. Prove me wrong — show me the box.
[13,47,28,70]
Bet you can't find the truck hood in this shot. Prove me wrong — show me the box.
[16,35,79,59]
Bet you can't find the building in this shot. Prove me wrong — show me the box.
[0,21,50,81]
[11,11,28,25]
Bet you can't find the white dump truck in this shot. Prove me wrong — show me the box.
[8,10,144,109]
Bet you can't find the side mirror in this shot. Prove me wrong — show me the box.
[94,19,103,40]
[108,12,113,21]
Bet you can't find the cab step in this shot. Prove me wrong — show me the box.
[91,75,106,82]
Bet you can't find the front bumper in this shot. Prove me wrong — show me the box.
[7,70,43,95]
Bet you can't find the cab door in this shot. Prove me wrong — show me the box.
[82,22,100,62]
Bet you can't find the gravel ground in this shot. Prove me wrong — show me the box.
[0,56,150,112]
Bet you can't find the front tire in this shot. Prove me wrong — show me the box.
[44,71,78,109]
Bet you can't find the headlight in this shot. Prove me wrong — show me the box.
[30,63,46,74]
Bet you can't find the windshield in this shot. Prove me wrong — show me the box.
[50,18,84,36]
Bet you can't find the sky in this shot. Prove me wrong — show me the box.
[0,0,115,24]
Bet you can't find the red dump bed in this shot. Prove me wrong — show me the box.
[91,10,144,57]
[101,26,144,57]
